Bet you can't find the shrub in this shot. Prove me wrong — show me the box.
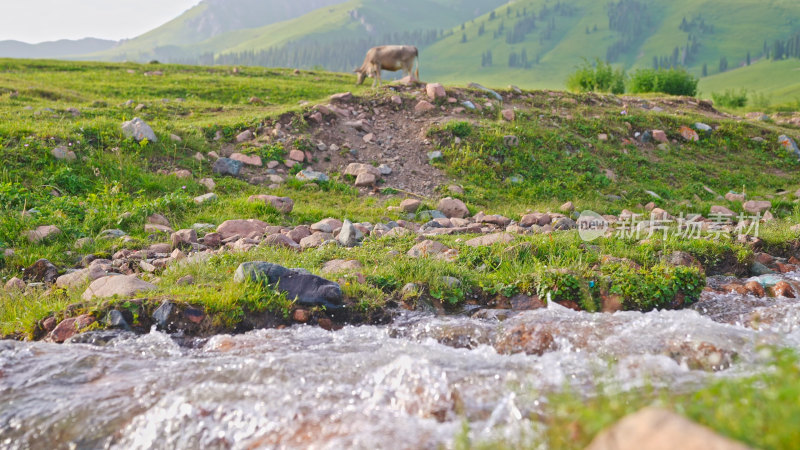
[711,89,748,108]
[628,67,698,96]
[566,59,625,94]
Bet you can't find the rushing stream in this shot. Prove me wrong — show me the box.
[3,274,800,449]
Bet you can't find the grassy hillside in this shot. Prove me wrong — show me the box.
[699,58,800,109]
[2,58,800,341]
[89,0,348,61]
[422,0,800,88]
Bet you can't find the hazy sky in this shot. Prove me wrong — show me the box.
[0,0,201,43]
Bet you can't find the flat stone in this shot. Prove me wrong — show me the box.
[355,172,376,187]
[216,219,270,240]
[296,169,329,182]
[743,200,771,214]
[194,193,218,204]
[415,100,435,113]
[230,152,262,167]
[55,268,89,288]
[407,240,449,257]
[121,117,157,142]
[82,275,156,300]
[27,225,61,243]
[235,130,254,143]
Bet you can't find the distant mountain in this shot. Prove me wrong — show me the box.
[90,0,349,61]
[0,38,116,59]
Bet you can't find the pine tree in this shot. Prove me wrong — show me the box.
[461,33,467,43]
[702,63,708,77]
[746,51,751,65]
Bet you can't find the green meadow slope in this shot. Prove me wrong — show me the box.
[699,59,800,108]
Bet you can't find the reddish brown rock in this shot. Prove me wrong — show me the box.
[771,281,795,298]
[49,314,95,343]
[288,149,305,162]
[263,233,301,251]
[745,280,766,297]
[510,294,545,311]
[285,226,311,244]
[293,309,311,323]
[216,219,270,240]
[652,129,668,143]
[414,100,435,113]
[425,83,446,99]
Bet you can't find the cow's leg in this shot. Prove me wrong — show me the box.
[375,69,382,87]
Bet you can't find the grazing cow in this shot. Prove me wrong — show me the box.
[354,45,419,86]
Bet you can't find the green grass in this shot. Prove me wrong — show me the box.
[699,58,800,109]
[1,58,800,337]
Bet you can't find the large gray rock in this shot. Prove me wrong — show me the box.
[337,219,361,247]
[212,157,243,177]
[234,261,343,308]
[82,275,157,300]
[121,117,157,142]
[296,169,329,182]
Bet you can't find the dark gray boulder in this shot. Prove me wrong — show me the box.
[234,261,343,308]
[212,157,243,177]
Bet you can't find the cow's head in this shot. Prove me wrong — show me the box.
[354,68,367,85]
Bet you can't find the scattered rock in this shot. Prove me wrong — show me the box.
[216,219,270,240]
[465,232,515,247]
[710,205,736,218]
[27,225,61,243]
[50,314,95,343]
[400,199,422,212]
[743,200,771,214]
[337,219,361,247]
[5,277,25,291]
[355,172,377,187]
[24,259,58,283]
[296,168,329,182]
[234,261,343,307]
[330,92,353,102]
[679,126,699,142]
[171,229,198,249]
[235,130,254,143]
[263,233,302,251]
[415,100,435,113]
[652,130,668,143]
[427,151,443,161]
[81,275,157,300]
[560,201,575,213]
[212,157,243,177]
[407,240,449,257]
[121,117,157,142]
[778,135,800,158]
[230,153,262,167]
[724,192,745,203]
[177,275,195,286]
[500,109,515,121]
[193,193,218,204]
[426,83,446,99]
[437,197,468,218]
[378,164,392,175]
[55,268,89,288]
[51,145,76,161]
